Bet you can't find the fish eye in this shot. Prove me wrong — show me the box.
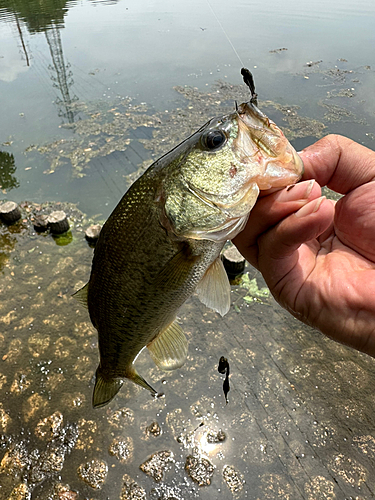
[202,130,227,150]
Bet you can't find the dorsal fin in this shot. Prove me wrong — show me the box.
[196,257,231,316]
[147,320,188,371]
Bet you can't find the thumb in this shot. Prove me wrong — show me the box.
[258,196,335,296]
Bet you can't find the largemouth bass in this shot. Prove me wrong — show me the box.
[75,71,303,408]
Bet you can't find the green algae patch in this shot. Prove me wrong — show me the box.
[240,273,271,304]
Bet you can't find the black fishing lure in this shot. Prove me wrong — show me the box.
[241,67,258,105]
[218,356,230,404]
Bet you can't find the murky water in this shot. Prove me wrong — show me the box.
[1,1,375,499]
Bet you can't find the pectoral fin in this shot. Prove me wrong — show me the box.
[147,321,188,371]
[154,245,199,290]
[72,282,89,309]
[196,257,231,316]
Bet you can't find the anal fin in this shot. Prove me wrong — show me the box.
[131,371,158,396]
[147,320,188,371]
[196,257,231,316]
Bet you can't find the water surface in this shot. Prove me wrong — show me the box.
[0,0,374,216]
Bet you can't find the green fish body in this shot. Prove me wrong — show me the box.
[75,100,303,407]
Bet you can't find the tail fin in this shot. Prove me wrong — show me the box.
[92,367,123,408]
[92,366,158,408]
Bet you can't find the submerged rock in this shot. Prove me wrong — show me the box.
[139,450,174,482]
[0,441,29,476]
[121,474,147,500]
[75,419,97,450]
[6,483,31,500]
[145,421,162,438]
[206,429,226,444]
[222,465,245,496]
[77,458,108,489]
[0,403,11,432]
[185,454,215,486]
[109,437,134,464]
[34,412,64,440]
[0,420,78,495]
[107,407,135,428]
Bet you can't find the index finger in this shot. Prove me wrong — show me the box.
[299,134,375,194]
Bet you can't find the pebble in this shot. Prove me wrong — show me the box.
[146,421,162,437]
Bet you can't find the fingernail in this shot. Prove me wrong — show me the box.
[279,179,315,202]
[295,196,326,218]
[302,179,315,199]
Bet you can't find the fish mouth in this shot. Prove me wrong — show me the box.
[234,102,304,189]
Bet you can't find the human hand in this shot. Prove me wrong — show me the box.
[233,134,375,356]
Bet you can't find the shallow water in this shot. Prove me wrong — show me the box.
[1,1,375,499]
[1,205,375,499]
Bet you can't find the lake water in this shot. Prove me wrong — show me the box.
[1,1,375,499]
[1,0,375,216]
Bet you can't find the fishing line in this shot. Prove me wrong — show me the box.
[205,0,245,67]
